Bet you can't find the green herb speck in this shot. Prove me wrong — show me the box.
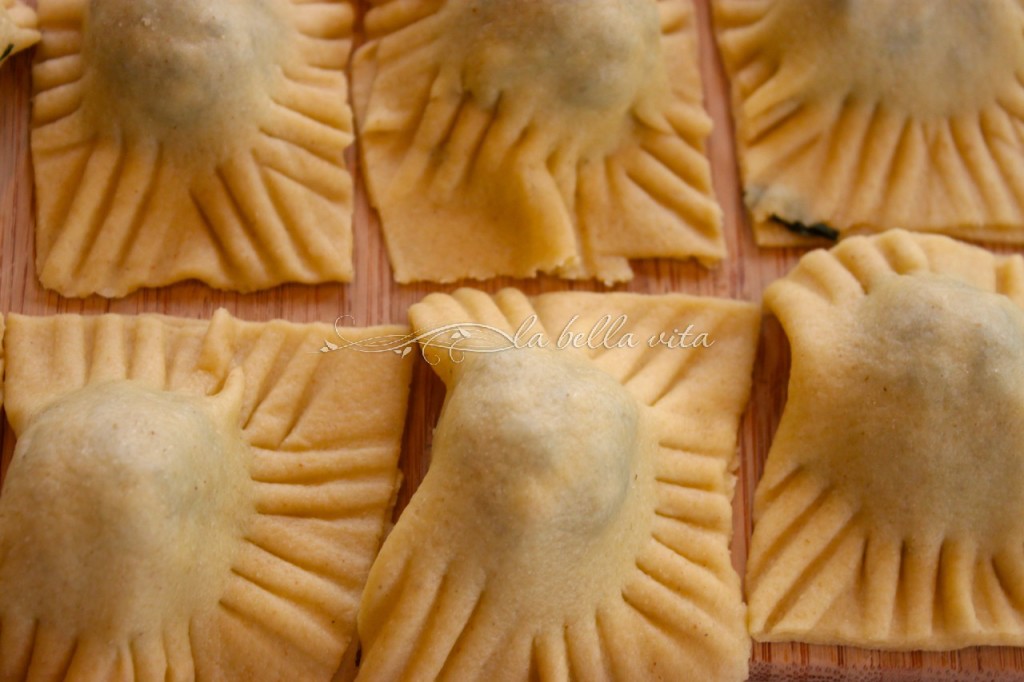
[771,215,839,241]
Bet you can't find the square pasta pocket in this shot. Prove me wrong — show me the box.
[749,230,1024,649]
[715,0,1024,246]
[0,310,412,680]
[356,288,759,681]
[31,0,356,297]
[353,0,725,284]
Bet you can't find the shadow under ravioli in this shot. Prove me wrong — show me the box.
[353,0,723,284]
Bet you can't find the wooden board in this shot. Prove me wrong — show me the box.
[1,1,1023,679]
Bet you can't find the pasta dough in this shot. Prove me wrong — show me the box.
[0,0,39,66]
[749,229,1024,649]
[31,0,357,297]
[357,288,759,680]
[353,0,724,284]
[714,0,1024,246]
[0,310,413,680]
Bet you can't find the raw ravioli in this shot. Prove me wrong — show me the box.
[750,230,1024,649]
[357,288,760,680]
[0,310,413,680]
[715,0,1024,246]
[354,0,724,284]
[31,0,357,296]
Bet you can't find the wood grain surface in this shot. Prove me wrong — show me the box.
[2,1,1023,680]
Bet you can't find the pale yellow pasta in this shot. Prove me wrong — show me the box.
[31,0,357,297]
[354,0,724,284]
[0,311,413,680]
[715,0,1024,246]
[357,288,759,681]
[0,0,39,66]
[749,230,1024,649]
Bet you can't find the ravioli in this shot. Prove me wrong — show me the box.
[0,310,412,680]
[714,0,1024,246]
[357,288,759,680]
[749,230,1024,649]
[0,0,39,66]
[353,0,723,284]
[31,0,356,297]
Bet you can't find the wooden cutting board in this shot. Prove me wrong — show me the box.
[2,1,1023,679]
